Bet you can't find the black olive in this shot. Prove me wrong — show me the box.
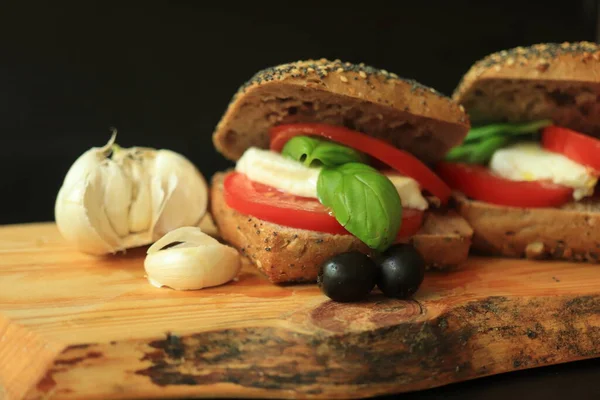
[376,244,425,299]
[317,252,378,302]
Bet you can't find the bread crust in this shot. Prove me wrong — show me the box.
[211,172,473,283]
[213,59,470,165]
[454,193,600,263]
[452,42,600,135]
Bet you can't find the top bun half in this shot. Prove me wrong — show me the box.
[453,41,600,135]
[212,59,470,165]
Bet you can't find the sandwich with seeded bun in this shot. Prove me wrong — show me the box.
[438,41,600,262]
[210,58,473,284]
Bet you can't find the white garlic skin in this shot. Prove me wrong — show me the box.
[144,227,241,290]
[55,132,208,255]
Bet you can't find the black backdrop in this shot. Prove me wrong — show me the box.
[0,0,597,225]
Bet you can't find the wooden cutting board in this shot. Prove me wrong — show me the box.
[1,221,599,400]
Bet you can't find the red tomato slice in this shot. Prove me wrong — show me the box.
[269,123,452,204]
[223,172,424,239]
[436,162,574,208]
[542,125,600,173]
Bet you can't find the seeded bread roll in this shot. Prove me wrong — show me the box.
[450,41,600,264]
[454,193,600,263]
[453,42,600,136]
[211,172,473,283]
[213,58,470,165]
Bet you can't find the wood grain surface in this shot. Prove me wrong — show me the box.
[0,221,599,400]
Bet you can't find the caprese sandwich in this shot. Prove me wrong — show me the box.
[210,58,474,290]
[439,41,600,262]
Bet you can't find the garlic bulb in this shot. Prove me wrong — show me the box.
[55,130,208,255]
[144,227,241,290]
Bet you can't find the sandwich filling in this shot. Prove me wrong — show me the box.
[223,123,452,252]
[437,121,600,208]
[236,147,429,210]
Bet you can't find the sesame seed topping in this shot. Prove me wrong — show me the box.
[536,61,550,72]
[472,41,600,71]
[459,105,465,112]
[494,65,501,72]
[223,57,453,116]
[340,75,348,82]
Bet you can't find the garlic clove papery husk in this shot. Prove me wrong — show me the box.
[61,131,117,190]
[55,170,122,255]
[126,159,153,234]
[144,227,241,291]
[83,169,128,251]
[151,150,209,239]
[55,131,209,255]
[150,172,179,238]
[101,160,132,237]
[149,225,217,248]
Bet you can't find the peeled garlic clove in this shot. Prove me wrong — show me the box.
[144,227,240,291]
[151,150,208,238]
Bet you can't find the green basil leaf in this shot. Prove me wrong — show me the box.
[464,119,553,143]
[281,135,367,167]
[444,143,480,162]
[445,119,552,165]
[317,163,402,252]
[467,135,512,164]
[281,136,319,164]
[445,135,512,164]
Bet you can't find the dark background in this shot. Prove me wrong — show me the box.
[1,2,599,398]
[1,0,598,224]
